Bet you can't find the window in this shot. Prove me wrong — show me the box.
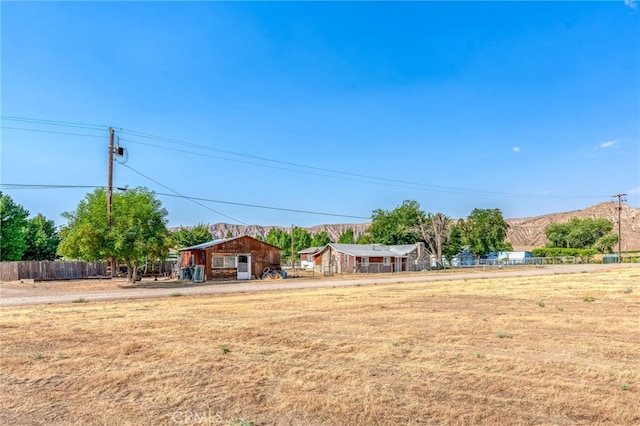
[212,257,224,268]
[361,256,369,266]
[212,256,236,269]
[383,257,390,266]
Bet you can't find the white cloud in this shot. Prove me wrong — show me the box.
[598,140,617,149]
[628,186,640,195]
[512,146,521,152]
[624,0,637,9]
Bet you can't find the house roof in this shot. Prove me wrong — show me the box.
[316,243,417,258]
[298,246,322,254]
[179,235,281,252]
[179,237,239,251]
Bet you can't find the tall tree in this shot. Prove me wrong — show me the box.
[172,223,212,248]
[292,227,312,260]
[368,200,424,245]
[58,189,111,262]
[0,192,29,261]
[337,228,355,244]
[58,187,171,282]
[265,228,291,258]
[443,221,464,261]
[462,208,511,257]
[544,217,614,249]
[416,212,452,268]
[356,234,374,244]
[593,234,619,254]
[311,231,331,247]
[23,214,60,261]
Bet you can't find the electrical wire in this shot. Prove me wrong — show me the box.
[0,184,105,190]
[0,126,107,139]
[0,114,613,200]
[120,137,431,191]
[114,161,249,225]
[0,183,371,220]
[0,115,108,131]
[152,192,370,220]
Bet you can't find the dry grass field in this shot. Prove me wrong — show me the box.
[1,268,639,425]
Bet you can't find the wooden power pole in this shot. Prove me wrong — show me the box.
[107,127,115,276]
[613,193,627,263]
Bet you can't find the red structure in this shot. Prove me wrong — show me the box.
[179,236,281,281]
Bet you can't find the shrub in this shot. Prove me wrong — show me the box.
[495,332,512,339]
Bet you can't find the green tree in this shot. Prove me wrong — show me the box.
[443,222,464,261]
[337,228,355,244]
[0,192,29,261]
[356,233,374,244]
[254,233,264,241]
[544,217,615,250]
[58,189,111,262]
[292,227,312,261]
[58,187,171,282]
[224,230,233,238]
[462,208,511,257]
[172,223,212,248]
[23,214,60,261]
[265,228,291,259]
[368,200,424,245]
[311,231,331,247]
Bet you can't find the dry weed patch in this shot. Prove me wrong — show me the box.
[1,268,639,425]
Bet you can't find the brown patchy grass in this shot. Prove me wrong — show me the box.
[1,269,639,425]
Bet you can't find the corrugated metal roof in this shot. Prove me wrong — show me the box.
[324,243,417,258]
[179,236,239,251]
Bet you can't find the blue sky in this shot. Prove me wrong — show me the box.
[2,1,639,228]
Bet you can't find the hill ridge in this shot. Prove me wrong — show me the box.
[170,203,640,251]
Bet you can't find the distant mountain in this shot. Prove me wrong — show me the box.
[169,223,370,243]
[506,202,640,251]
[170,203,640,251]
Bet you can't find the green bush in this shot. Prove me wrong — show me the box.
[531,248,597,258]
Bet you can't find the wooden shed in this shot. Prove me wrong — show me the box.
[179,236,281,281]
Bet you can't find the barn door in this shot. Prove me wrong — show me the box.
[237,254,251,280]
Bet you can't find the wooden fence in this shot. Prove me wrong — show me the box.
[0,261,108,282]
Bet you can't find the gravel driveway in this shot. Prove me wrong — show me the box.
[1,263,637,307]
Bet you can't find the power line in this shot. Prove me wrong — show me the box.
[0,126,106,139]
[115,161,249,225]
[120,137,434,191]
[152,192,370,220]
[0,183,371,219]
[0,184,105,190]
[0,114,614,200]
[0,115,108,131]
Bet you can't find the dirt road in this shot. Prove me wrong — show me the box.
[1,263,638,307]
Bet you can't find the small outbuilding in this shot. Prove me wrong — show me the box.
[298,246,322,270]
[179,236,281,281]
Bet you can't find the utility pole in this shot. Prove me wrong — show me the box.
[107,128,115,276]
[613,193,627,263]
[291,224,295,269]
